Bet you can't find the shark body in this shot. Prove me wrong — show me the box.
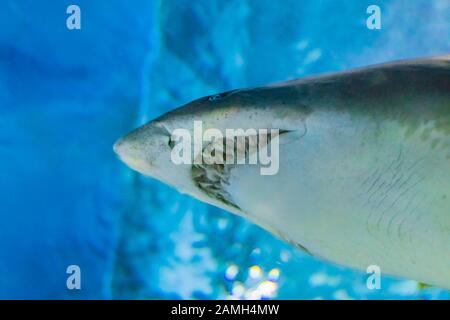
[115,56,450,289]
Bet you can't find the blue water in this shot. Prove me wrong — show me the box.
[0,0,449,299]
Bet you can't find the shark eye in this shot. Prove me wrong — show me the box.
[208,94,222,101]
[168,136,176,149]
[207,89,238,102]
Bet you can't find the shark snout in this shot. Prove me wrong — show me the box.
[113,122,172,175]
[113,135,150,174]
[113,137,130,160]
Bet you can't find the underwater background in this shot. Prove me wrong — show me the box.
[0,0,449,299]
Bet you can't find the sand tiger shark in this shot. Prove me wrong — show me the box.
[114,55,450,289]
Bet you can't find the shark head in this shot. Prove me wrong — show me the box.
[114,87,305,203]
[114,89,245,197]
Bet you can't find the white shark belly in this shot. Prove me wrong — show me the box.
[227,111,450,288]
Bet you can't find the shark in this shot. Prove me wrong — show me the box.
[114,55,450,289]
